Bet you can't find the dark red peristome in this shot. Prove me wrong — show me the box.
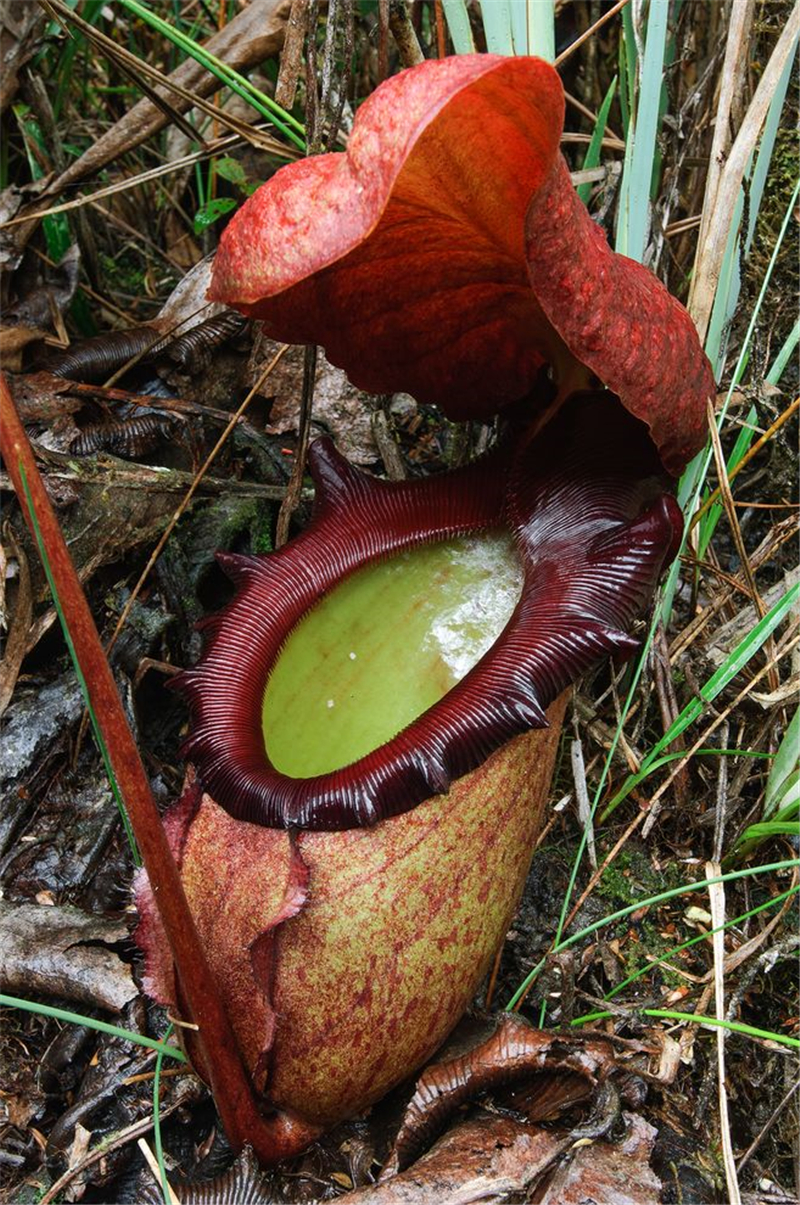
[210,55,714,473]
[175,393,682,832]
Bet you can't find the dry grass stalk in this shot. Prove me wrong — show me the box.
[689,1,800,342]
[706,861,742,1205]
[692,395,800,528]
[704,400,770,619]
[695,0,755,253]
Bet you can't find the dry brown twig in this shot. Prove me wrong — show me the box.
[0,130,297,233]
[37,1089,192,1205]
[0,371,316,1167]
[691,395,800,529]
[704,397,780,697]
[275,0,311,109]
[40,0,289,158]
[103,345,290,659]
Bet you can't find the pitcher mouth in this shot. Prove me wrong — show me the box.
[174,391,682,833]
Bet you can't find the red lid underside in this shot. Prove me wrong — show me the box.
[210,55,714,474]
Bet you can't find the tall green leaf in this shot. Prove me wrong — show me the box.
[577,76,617,204]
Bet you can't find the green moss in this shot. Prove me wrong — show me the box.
[595,846,687,983]
[172,496,275,588]
[250,502,274,554]
[596,845,681,906]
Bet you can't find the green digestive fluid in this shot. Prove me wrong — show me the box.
[262,531,523,777]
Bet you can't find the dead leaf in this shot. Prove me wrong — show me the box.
[344,1115,574,1205]
[0,523,32,716]
[339,1111,662,1205]
[67,1122,93,1172]
[387,1014,622,1175]
[2,1091,39,1129]
[537,1111,662,1205]
[651,1032,682,1084]
[252,336,378,464]
[0,324,50,370]
[0,902,137,1012]
[135,1145,272,1205]
[3,245,80,330]
[8,370,82,423]
[0,1,46,113]
[155,257,220,331]
[0,179,47,274]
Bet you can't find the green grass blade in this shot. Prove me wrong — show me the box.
[735,751,800,858]
[660,175,800,626]
[642,1010,800,1050]
[743,43,797,257]
[767,316,800,385]
[613,0,639,252]
[480,0,514,55]
[649,2,680,201]
[602,747,771,802]
[521,0,555,61]
[13,104,72,260]
[602,578,800,819]
[599,884,800,1002]
[572,1008,800,1050]
[770,773,800,817]
[621,0,670,263]
[47,0,106,121]
[506,858,800,1010]
[509,0,528,55]
[577,76,617,204]
[0,993,186,1061]
[620,1,637,124]
[738,820,799,843]
[116,0,305,149]
[617,28,631,134]
[704,181,748,372]
[441,0,475,54]
[766,710,800,820]
[153,1022,175,1205]
[19,464,141,865]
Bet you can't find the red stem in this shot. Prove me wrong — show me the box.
[0,372,318,1163]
